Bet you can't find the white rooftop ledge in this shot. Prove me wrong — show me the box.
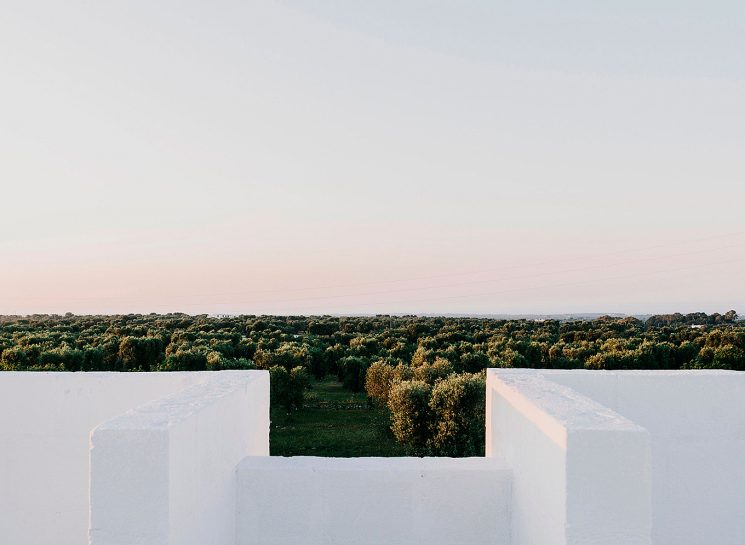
[1,369,743,545]
[237,456,511,545]
[488,369,745,545]
[89,371,269,545]
[0,372,216,545]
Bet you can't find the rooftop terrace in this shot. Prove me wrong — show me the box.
[1,369,743,545]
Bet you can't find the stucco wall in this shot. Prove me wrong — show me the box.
[3,369,742,545]
[543,370,745,545]
[236,456,511,545]
[89,371,269,545]
[0,372,208,545]
[486,370,652,545]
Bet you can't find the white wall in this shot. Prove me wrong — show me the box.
[486,370,652,545]
[4,368,741,545]
[543,370,745,545]
[236,456,511,545]
[0,372,208,545]
[89,370,269,545]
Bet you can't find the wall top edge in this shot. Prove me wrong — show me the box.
[92,370,267,432]
[488,370,646,435]
[488,368,742,377]
[0,370,256,379]
[238,455,511,471]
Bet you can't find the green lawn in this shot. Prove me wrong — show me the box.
[270,378,405,457]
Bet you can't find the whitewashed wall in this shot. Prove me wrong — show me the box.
[2,368,743,545]
[237,456,511,545]
[0,372,208,545]
[89,371,269,545]
[486,369,652,545]
[543,369,745,545]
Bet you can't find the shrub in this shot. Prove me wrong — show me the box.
[428,373,485,456]
[366,360,416,406]
[388,380,432,451]
[712,345,745,370]
[206,350,225,370]
[365,361,396,406]
[38,347,84,371]
[205,351,256,371]
[158,349,207,371]
[676,340,699,367]
[585,348,640,370]
[82,348,105,371]
[254,345,306,370]
[290,365,312,392]
[491,348,527,368]
[459,351,490,373]
[307,346,329,379]
[683,346,745,370]
[412,357,453,384]
[410,346,432,367]
[220,357,257,370]
[339,356,368,392]
[118,336,163,371]
[270,365,310,412]
[1,346,30,370]
[392,363,414,382]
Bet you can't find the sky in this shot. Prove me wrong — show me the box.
[1,0,744,316]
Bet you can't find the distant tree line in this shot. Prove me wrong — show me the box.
[0,311,742,454]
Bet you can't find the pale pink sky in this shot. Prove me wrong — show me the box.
[1,1,744,315]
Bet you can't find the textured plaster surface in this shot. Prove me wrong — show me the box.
[2,369,742,545]
[487,369,652,545]
[237,456,512,545]
[0,372,209,545]
[89,371,269,545]
[544,369,745,545]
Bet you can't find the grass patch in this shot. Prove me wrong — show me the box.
[270,377,405,457]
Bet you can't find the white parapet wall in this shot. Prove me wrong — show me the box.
[0,370,268,545]
[2,368,743,545]
[236,456,512,545]
[486,369,652,545]
[0,372,211,545]
[89,370,269,545]
[487,369,745,545]
[542,369,745,545]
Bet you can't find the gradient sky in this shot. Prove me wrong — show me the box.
[1,0,744,315]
